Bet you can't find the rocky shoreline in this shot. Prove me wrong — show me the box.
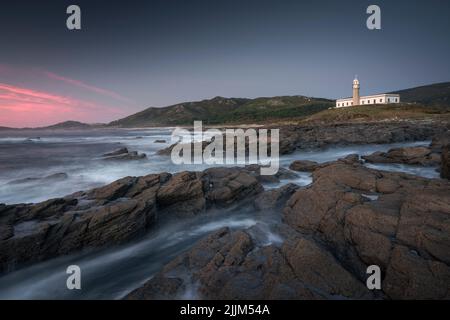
[0,166,267,274]
[0,121,449,299]
[125,156,450,300]
[157,121,449,156]
[276,121,448,154]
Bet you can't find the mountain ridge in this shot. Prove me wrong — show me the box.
[108,95,334,127]
[2,82,450,129]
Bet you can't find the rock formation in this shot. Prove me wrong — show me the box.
[442,144,450,179]
[127,161,450,300]
[362,146,440,166]
[101,148,147,161]
[0,167,263,274]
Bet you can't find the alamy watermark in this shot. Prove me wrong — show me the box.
[367,5,381,30]
[170,121,280,175]
[66,265,81,290]
[66,5,81,30]
[366,265,381,290]
[66,4,381,31]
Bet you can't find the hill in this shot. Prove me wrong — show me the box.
[302,103,450,124]
[108,96,334,127]
[42,121,93,130]
[4,82,449,129]
[109,82,450,127]
[303,82,450,124]
[391,82,450,106]
[0,126,15,131]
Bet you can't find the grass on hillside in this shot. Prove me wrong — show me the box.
[204,101,332,125]
[300,103,450,124]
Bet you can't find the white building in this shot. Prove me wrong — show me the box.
[336,77,400,108]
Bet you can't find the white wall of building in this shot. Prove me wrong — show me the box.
[336,94,400,108]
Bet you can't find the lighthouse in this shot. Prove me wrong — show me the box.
[352,76,360,106]
[336,78,400,108]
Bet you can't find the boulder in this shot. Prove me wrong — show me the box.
[102,148,147,161]
[155,123,448,157]
[289,160,319,172]
[442,144,450,179]
[125,227,373,300]
[0,167,264,274]
[431,131,450,151]
[277,122,448,155]
[242,164,298,184]
[339,153,361,164]
[254,183,299,210]
[156,171,205,216]
[102,147,129,157]
[362,146,439,166]
[200,167,264,208]
[283,161,450,299]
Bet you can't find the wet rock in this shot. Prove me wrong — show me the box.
[339,154,361,164]
[126,227,373,300]
[282,237,371,298]
[442,144,450,179]
[154,139,167,143]
[103,147,129,157]
[283,161,450,299]
[242,164,298,184]
[362,146,439,166]
[0,167,264,274]
[383,245,450,299]
[278,122,448,154]
[431,131,450,151]
[8,173,69,185]
[289,160,318,172]
[157,141,209,156]
[254,183,299,210]
[200,167,264,208]
[155,122,447,158]
[157,171,205,216]
[102,148,147,161]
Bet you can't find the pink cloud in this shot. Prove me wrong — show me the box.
[0,82,126,128]
[43,71,133,103]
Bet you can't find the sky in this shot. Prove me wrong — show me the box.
[0,0,450,127]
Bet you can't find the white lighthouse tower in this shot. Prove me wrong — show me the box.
[352,76,360,106]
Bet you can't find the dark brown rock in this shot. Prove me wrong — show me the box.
[0,167,264,274]
[383,245,450,299]
[431,131,450,151]
[201,167,264,207]
[103,147,129,157]
[283,161,450,299]
[277,122,448,155]
[442,144,450,179]
[289,160,318,172]
[254,183,299,210]
[339,153,361,164]
[125,227,373,300]
[102,148,147,161]
[362,146,439,166]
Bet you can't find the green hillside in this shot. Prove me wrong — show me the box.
[108,96,333,127]
[391,82,450,106]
